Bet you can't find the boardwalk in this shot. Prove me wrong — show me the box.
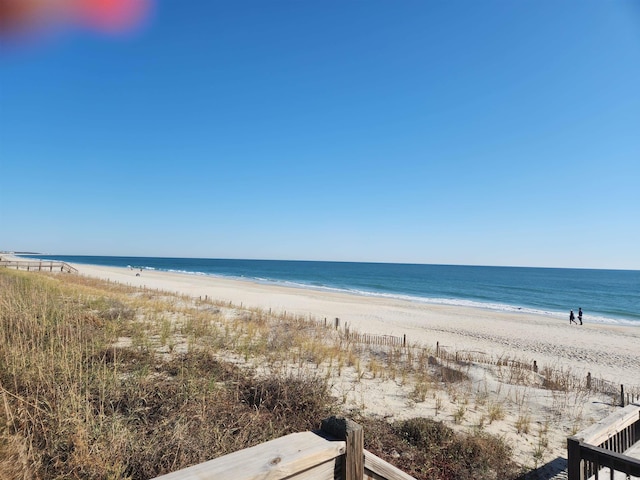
[0,259,77,274]
[568,403,640,480]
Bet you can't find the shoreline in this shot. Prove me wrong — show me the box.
[138,271,640,326]
[11,254,639,326]
[65,260,640,387]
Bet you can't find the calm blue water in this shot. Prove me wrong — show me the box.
[20,255,640,326]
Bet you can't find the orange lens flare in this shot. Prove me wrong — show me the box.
[0,0,152,36]
[74,0,150,33]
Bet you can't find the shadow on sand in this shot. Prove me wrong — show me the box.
[519,456,568,479]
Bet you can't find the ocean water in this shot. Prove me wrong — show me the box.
[20,255,640,326]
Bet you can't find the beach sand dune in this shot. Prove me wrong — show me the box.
[39,261,640,472]
[75,262,640,386]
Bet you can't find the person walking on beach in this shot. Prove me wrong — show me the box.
[578,308,583,325]
[569,310,577,324]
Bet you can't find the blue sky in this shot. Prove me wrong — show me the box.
[1,1,639,269]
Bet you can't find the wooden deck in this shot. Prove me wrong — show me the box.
[584,441,640,480]
[153,416,416,480]
[0,259,77,274]
[568,403,640,480]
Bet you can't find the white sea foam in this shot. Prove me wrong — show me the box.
[243,278,639,326]
[145,268,639,327]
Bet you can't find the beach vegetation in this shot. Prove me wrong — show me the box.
[453,404,467,424]
[410,379,430,403]
[1,268,629,479]
[515,412,531,434]
[360,416,520,480]
[487,402,506,424]
[434,394,444,416]
[0,270,339,479]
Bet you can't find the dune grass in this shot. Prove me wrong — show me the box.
[0,271,334,479]
[4,268,624,479]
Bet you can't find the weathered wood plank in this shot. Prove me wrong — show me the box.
[321,417,363,480]
[626,440,640,459]
[345,422,363,480]
[569,405,640,480]
[578,405,640,446]
[364,450,417,480]
[152,431,345,480]
[287,459,339,480]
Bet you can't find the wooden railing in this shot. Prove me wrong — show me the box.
[568,403,640,480]
[153,416,415,480]
[0,260,77,274]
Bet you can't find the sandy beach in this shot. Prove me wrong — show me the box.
[6,256,637,472]
[66,261,640,471]
[73,262,640,387]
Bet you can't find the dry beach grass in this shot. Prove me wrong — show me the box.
[1,263,638,479]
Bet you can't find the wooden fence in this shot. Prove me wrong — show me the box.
[588,375,640,407]
[248,314,640,408]
[568,403,640,480]
[153,416,415,480]
[313,318,640,407]
[0,260,77,274]
[345,329,406,348]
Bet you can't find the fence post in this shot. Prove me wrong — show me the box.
[335,317,340,329]
[586,372,591,390]
[436,341,439,356]
[533,360,538,373]
[321,416,363,480]
[567,436,584,480]
[621,385,625,407]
